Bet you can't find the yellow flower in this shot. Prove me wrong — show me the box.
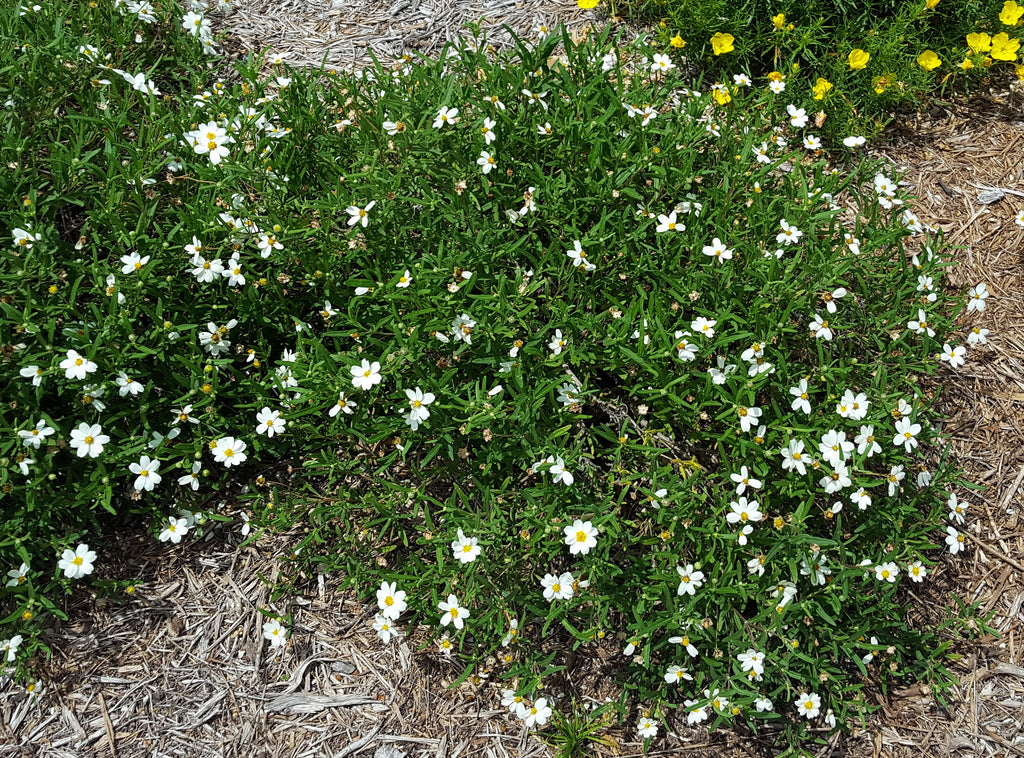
[925,0,939,7]
[767,70,784,82]
[1000,0,1024,26]
[712,87,732,105]
[872,75,889,94]
[991,32,1021,60]
[1017,63,1024,79]
[812,77,833,99]
[710,32,735,55]
[577,0,600,8]
[917,50,941,70]
[966,32,992,54]
[848,49,870,69]
[959,57,974,70]
[670,34,686,48]
[772,13,785,30]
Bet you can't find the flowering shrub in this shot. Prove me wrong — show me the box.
[0,0,997,748]
[623,0,1023,142]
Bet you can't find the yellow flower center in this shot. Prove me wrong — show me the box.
[73,556,83,565]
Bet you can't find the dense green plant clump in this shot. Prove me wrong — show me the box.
[0,0,995,749]
[616,0,1024,141]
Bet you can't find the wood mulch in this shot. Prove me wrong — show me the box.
[3,3,1023,755]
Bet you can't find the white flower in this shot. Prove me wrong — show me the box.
[727,496,762,524]
[800,554,832,585]
[256,233,283,258]
[432,106,458,128]
[158,516,190,544]
[819,460,852,494]
[737,405,762,433]
[548,329,568,356]
[790,379,812,414]
[452,313,476,345]
[803,135,822,150]
[190,253,224,283]
[776,219,803,245]
[947,493,968,524]
[6,563,29,588]
[768,79,786,93]
[755,696,774,712]
[18,419,55,449]
[966,326,989,346]
[940,343,967,369]
[372,613,396,644]
[837,389,870,421]
[664,664,693,684]
[785,105,807,128]
[566,240,595,271]
[119,252,150,274]
[730,465,762,495]
[212,436,247,467]
[966,282,989,313]
[651,53,676,72]
[346,200,376,228]
[684,700,709,725]
[691,317,716,338]
[376,581,407,619]
[907,560,927,582]
[809,314,834,340]
[676,563,705,596]
[395,270,412,288]
[541,572,575,601]
[1,635,23,663]
[477,150,497,174]
[178,462,201,490]
[564,519,598,555]
[874,562,899,583]
[893,417,921,453]
[478,117,496,144]
[701,237,732,262]
[843,135,866,147]
[451,529,481,564]
[522,698,552,728]
[795,692,821,719]
[69,422,109,458]
[655,211,683,233]
[12,226,42,249]
[256,407,285,437]
[329,393,356,417]
[221,258,245,286]
[188,121,233,165]
[851,487,872,510]
[906,308,935,337]
[438,594,469,629]
[521,88,548,110]
[130,455,162,491]
[823,287,847,313]
[116,371,144,397]
[19,364,43,386]
[733,73,751,86]
[781,439,809,475]
[59,349,98,380]
[351,359,383,390]
[637,716,658,739]
[58,544,97,579]
[945,526,965,554]
[737,649,766,676]
[263,619,287,648]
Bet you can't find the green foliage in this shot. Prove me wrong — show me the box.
[0,0,990,749]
